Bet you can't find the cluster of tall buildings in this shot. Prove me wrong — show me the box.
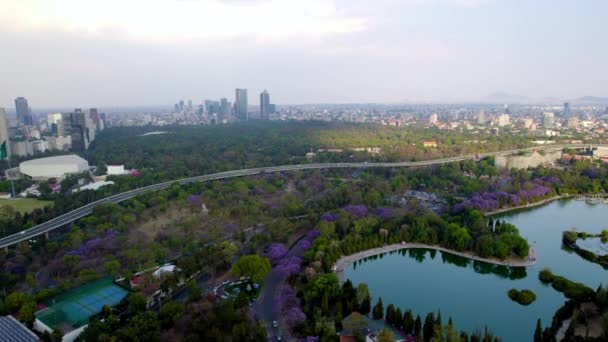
[173,88,276,123]
[0,97,106,158]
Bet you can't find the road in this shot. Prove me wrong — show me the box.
[0,143,597,249]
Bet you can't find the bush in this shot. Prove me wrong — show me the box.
[507,289,537,306]
[539,268,554,284]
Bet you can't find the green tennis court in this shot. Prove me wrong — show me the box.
[36,278,129,330]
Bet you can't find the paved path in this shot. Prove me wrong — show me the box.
[0,143,599,249]
[333,243,536,281]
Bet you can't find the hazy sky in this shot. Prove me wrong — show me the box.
[1,0,607,107]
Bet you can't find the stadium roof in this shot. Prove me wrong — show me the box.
[0,315,39,342]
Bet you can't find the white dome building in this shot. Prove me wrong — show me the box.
[19,155,89,181]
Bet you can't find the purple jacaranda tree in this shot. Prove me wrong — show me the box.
[275,256,302,277]
[320,213,338,222]
[305,230,321,241]
[267,243,288,263]
[295,239,312,252]
[343,205,368,217]
[299,337,320,342]
[284,307,306,326]
[372,207,393,220]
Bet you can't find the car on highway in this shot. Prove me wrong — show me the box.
[272,320,278,328]
[19,230,26,235]
[276,336,282,341]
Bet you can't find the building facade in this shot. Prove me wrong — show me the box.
[235,88,248,121]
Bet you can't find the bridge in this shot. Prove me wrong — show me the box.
[0,144,600,250]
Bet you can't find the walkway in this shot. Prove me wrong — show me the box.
[333,243,536,281]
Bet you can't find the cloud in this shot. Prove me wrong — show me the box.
[0,0,367,41]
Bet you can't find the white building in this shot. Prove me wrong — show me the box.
[497,114,510,127]
[19,155,89,180]
[107,165,127,175]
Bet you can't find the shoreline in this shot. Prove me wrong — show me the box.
[333,243,536,281]
[483,195,572,216]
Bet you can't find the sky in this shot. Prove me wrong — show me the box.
[0,0,607,108]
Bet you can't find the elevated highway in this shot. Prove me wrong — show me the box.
[0,144,600,249]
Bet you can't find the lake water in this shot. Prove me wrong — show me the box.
[344,200,608,342]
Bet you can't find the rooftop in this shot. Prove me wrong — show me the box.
[0,315,39,342]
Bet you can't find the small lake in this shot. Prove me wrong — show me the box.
[344,200,608,341]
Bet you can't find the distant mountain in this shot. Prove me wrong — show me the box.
[570,96,608,105]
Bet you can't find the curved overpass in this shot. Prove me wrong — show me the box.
[0,144,599,249]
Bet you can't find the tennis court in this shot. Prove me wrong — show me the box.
[36,278,129,331]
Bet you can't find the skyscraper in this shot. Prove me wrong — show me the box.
[14,97,33,126]
[563,102,571,118]
[220,98,231,119]
[0,108,11,157]
[477,110,486,124]
[89,108,101,131]
[260,90,270,120]
[543,112,555,128]
[235,88,248,121]
[70,109,89,152]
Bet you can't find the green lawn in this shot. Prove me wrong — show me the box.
[0,198,53,214]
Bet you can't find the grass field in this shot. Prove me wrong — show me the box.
[0,198,53,214]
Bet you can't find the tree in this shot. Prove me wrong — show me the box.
[423,312,436,341]
[187,280,202,302]
[159,302,185,329]
[103,259,121,277]
[18,301,35,327]
[414,315,422,337]
[377,328,396,342]
[123,312,160,342]
[342,312,369,338]
[359,295,371,315]
[356,283,371,305]
[534,319,542,342]
[128,292,148,312]
[232,255,271,283]
[403,309,415,334]
[372,297,384,320]
[386,304,395,325]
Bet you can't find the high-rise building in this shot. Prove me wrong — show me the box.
[179,100,185,112]
[89,108,102,131]
[260,90,270,120]
[543,112,555,128]
[523,118,533,129]
[14,97,33,126]
[220,98,231,119]
[205,100,220,115]
[497,114,510,127]
[0,108,11,157]
[69,109,89,152]
[504,104,511,115]
[567,117,578,129]
[187,99,193,110]
[477,110,486,124]
[563,102,571,118]
[428,113,438,124]
[235,88,248,121]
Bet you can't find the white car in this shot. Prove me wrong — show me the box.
[272,321,278,328]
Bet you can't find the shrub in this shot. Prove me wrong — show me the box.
[507,289,537,306]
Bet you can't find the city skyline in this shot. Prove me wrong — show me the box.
[1,0,607,107]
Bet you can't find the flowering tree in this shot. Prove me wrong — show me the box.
[320,212,338,222]
[372,207,393,220]
[275,256,302,277]
[343,205,368,218]
[267,243,288,263]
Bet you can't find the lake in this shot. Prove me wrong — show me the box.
[343,199,608,341]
